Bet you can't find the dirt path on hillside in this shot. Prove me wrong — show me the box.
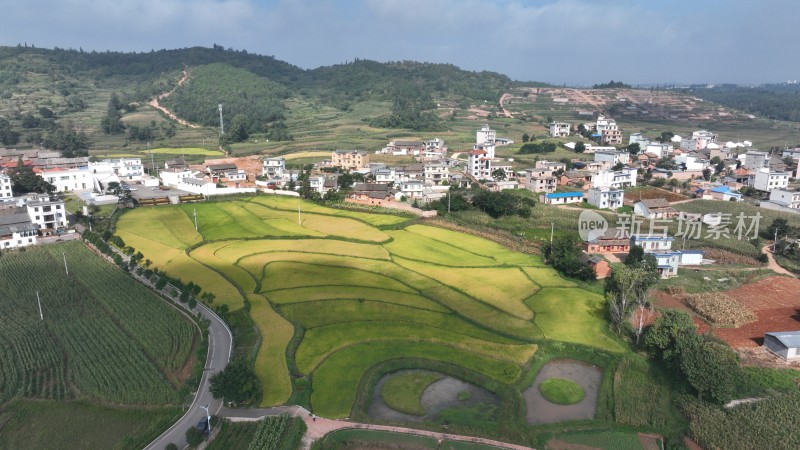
[147,69,201,128]
[761,244,797,277]
[499,92,513,118]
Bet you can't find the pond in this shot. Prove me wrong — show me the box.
[523,358,603,425]
[369,370,498,423]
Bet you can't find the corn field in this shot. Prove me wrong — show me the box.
[0,241,197,405]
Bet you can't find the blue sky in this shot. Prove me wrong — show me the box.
[1,0,797,85]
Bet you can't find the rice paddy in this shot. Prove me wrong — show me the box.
[115,195,623,417]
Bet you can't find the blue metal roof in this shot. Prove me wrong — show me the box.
[710,185,733,193]
[679,250,705,254]
[546,192,583,199]
[766,332,800,349]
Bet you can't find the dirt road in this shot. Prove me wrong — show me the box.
[761,245,796,277]
[147,69,200,128]
[499,92,513,118]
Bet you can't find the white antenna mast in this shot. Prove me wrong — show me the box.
[193,208,198,232]
[218,104,224,136]
[36,291,43,320]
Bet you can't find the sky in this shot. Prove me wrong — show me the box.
[1,0,798,85]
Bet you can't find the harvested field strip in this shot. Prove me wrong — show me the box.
[311,340,529,418]
[522,266,577,287]
[248,294,293,406]
[260,261,418,293]
[278,300,519,344]
[296,321,538,373]
[525,288,624,352]
[211,238,391,262]
[405,224,546,266]
[116,229,244,310]
[250,195,409,227]
[267,287,446,312]
[395,258,537,320]
[685,292,757,327]
[384,230,500,266]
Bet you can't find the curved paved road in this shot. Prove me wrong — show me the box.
[144,302,232,450]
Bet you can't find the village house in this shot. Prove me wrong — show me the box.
[525,169,558,194]
[0,173,12,198]
[0,205,39,248]
[164,157,187,169]
[582,254,612,279]
[583,229,630,254]
[40,167,119,193]
[708,185,743,202]
[206,163,237,177]
[424,163,449,186]
[782,148,800,160]
[476,124,496,146]
[560,170,596,189]
[587,187,624,209]
[630,234,680,278]
[160,168,199,187]
[743,151,769,170]
[399,180,425,199]
[387,140,424,156]
[753,168,789,192]
[262,157,286,178]
[486,180,520,192]
[593,168,637,189]
[629,133,650,147]
[89,158,144,181]
[349,183,393,203]
[633,198,678,219]
[541,191,583,205]
[680,130,718,151]
[769,189,800,209]
[595,116,622,145]
[644,142,671,158]
[594,150,629,167]
[549,122,571,137]
[331,150,369,170]
[535,160,567,172]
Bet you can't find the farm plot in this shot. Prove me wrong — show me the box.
[116,195,621,416]
[0,242,196,448]
[712,276,800,348]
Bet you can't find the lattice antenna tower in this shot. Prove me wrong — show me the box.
[218,103,224,136]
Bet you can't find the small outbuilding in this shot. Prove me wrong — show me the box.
[763,331,800,360]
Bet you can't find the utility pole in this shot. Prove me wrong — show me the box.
[447,192,451,214]
[36,291,43,321]
[218,104,224,136]
[550,222,554,246]
[62,252,68,276]
[297,203,301,226]
[193,208,199,232]
[774,228,779,253]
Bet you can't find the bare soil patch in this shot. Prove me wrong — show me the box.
[712,277,800,348]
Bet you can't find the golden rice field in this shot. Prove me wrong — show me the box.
[116,195,623,417]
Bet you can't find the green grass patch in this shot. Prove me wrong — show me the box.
[311,341,526,418]
[521,266,577,287]
[405,224,545,266]
[380,372,442,415]
[526,288,625,352]
[385,230,500,266]
[538,378,585,405]
[613,355,676,429]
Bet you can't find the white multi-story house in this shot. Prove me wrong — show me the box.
[476,124,496,146]
[375,169,396,184]
[594,150,629,167]
[629,234,705,278]
[424,139,445,152]
[680,130,718,151]
[525,169,558,194]
[781,148,800,160]
[90,158,144,181]
[593,168,637,189]
[769,189,800,209]
[40,167,119,193]
[0,173,12,198]
[0,205,39,249]
[399,180,425,199]
[645,143,671,158]
[467,150,492,179]
[596,115,622,145]
[535,160,567,172]
[629,133,650,147]
[23,194,68,232]
[424,163,449,186]
[754,168,789,192]
[675,153,707,171]
[587,187,624,209]
[160,168,199,187]
[743,151,769,170]
[262,157,286,178]
[549,122,570,137]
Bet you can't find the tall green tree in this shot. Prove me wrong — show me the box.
[9,156,55,194]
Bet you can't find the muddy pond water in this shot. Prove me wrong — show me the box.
[523,358,603,425]
[368,370,498,423]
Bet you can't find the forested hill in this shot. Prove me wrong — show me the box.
[690,84,800,122]
[0,44,516,143]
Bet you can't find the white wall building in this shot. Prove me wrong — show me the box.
[476,124,496,146]
[754,168,789,192]
[587,187,624,209]
[769,189,800,209]
[593,168,637,189]
[594,150,629,167]
[467,150,492,179]
[40,167,118,193]
[549,122,570,137]
[424,163,449,186]
[629,133,650,147]
[744,151,769,170]
[645,143,671,158]
[399,180,425,199]
[23,194,68,231]
[160,168,199,187]
[262,157,286,178]
[90,158,144,181]
[0,173,12,198]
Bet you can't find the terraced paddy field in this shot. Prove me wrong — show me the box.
[115,195,624,419]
